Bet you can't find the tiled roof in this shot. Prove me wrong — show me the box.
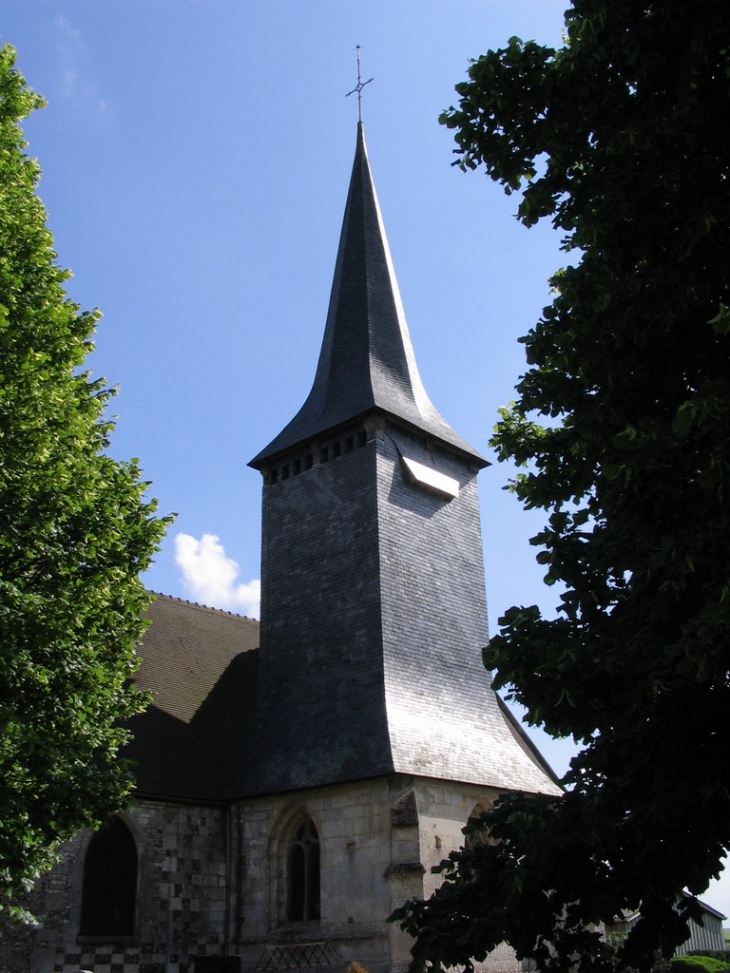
[250,123,486,469]
[124,593,259,802]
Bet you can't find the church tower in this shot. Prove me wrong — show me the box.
[18,123,562,973]
[243,124,557,800]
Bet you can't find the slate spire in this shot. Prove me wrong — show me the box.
[250,123,484,468]
[235,123,561,800]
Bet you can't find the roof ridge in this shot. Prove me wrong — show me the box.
[147,590,260,624]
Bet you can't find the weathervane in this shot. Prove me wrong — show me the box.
[346,45,373,123]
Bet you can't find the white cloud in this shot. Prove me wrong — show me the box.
[55,16,81,98]
[174,533,260,618]
[54,15,110,115]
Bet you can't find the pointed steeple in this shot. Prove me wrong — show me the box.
[233,124,560,801]
[250,124,485,468]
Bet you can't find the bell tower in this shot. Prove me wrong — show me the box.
[239,124,558,799]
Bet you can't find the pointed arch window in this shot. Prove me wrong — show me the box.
[464,801,494,851]
[286,814,320,921]
[79,817,137,937]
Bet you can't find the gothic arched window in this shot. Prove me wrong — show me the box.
[286,814,320,921]
[79,817,137,937]
[464,801,494,850]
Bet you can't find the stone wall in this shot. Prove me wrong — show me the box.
[415,778,524,973]
[10,775,524,973]
[27,802,228,973]
[230,775,418,973]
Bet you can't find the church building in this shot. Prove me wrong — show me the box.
[17,124,561,973]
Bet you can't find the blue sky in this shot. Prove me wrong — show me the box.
[4,2,728,917]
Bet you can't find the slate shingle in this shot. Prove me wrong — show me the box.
[249,123,486,469]
[125,126,560,806]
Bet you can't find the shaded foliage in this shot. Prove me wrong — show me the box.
[0,46,171,916]
[393,2,730,971]
[670,961,730,973]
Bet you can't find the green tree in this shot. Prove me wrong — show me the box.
[393,2,730,971]
[0,47,170,916]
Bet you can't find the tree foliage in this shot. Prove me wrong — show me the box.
[393,2,730,970]
[0,47,170,915]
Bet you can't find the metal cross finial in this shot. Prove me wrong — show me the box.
[345,45,373,123]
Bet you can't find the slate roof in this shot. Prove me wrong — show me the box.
[124,593,260,802]
[250,123,486,469]
[124,593,560,802]
[122,127,560,805]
